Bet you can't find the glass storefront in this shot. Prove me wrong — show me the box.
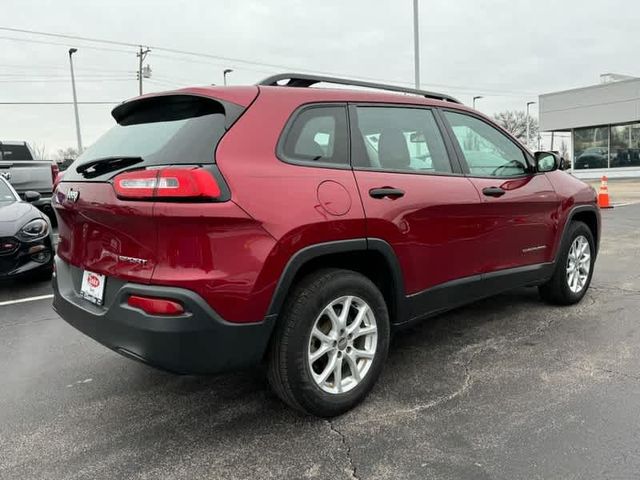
[574,122,640,169]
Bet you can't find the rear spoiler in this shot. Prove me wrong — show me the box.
[112,94,245,130]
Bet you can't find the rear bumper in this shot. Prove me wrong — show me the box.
[52,257,275,374]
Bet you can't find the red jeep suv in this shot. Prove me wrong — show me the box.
[53,74,600,417]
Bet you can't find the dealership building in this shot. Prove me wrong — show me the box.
[539,74,640,179]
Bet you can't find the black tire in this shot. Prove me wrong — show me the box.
[267,268,390,417]
[539,221,595,305]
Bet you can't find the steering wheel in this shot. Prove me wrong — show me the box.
[491,159,526,177]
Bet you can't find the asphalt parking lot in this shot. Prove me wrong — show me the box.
[1,205,639,480]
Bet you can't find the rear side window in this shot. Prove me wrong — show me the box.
[279,105,349,167]
[352,106,453,174]
[65,95,242,181]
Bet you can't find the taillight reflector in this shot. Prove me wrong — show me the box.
[113,167,221,200]
[51,162,60,187]
[127,295,185,316]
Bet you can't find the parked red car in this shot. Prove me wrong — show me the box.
[52,74,600,417]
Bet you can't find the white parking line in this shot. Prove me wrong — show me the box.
[0,294,54,307]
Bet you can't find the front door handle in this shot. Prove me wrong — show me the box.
[482,186,506,198]
[369,187,405,199]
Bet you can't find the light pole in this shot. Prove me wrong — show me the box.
[526,101,536,149]
[473,96,483,109]
[412,0,420,89]
[223,69,233,86]
[68,48,83,154]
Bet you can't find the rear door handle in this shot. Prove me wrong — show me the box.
[482,186,506,198]
[369,187,405,199]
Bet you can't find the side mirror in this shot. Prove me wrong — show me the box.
[24,191,41,203]
[535,151,561,173]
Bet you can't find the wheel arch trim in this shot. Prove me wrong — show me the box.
[266,238,407,324]
[554,204,600,263]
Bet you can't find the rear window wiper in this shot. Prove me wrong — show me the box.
[76,156,144,178]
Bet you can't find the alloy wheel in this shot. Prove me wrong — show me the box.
[307,295,378,394]
[566,235,591,293]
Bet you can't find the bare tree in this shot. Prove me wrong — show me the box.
[559,139,570,161]
[30,142,48,160]
[493,110,539,145]
[55,147,79,161]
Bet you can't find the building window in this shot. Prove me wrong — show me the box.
[573,126,609,170]
[611,124,640,168]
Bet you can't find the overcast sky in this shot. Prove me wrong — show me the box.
[1,0,638,156]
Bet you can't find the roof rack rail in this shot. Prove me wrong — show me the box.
[257,73,462,104]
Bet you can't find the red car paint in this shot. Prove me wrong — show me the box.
[53,83,598,327]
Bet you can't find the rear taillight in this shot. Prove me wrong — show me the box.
[51,162,60,186]
[113,167,221,200]
[53,172,64,190]
[127,295,185,316]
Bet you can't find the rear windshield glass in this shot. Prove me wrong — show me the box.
[0,144,33,161]
[65,95,235,181]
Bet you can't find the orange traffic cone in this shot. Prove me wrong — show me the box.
[598,176,613,209]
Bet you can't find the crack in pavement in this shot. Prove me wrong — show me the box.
[349,305,574,428]
[591,286,640,296]
[398,344,481,416]
[326,419,359,480]
[596,366,640,382]
[555,356,640,383]
[317,294,607,478]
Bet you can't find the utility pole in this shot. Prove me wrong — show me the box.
[473,96,483,109]
[526,101,536,149]
[68,48,83,153]
[137,46,151,95]
[413,0,420,89]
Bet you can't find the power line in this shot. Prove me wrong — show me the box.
[0,62,134,74]
[0,78,133,84]
[0,26,140,48]
[0,35,133,54]
[146,78,185,88]
[0,26,540,98]
[0,73,133,78]
[0,101,119,105]
[151,53,278,76]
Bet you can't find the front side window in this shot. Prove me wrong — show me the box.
[280,106,349,166]
[444,111,529,177]
[353,107,453,173]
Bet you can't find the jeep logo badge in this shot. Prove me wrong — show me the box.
[66,189,79,203]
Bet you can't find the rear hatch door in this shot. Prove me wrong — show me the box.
[54,89,257,284]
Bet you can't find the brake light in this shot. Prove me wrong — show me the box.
[127,295,185,315]
[51,162,60,186]
[113,167,221,200]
